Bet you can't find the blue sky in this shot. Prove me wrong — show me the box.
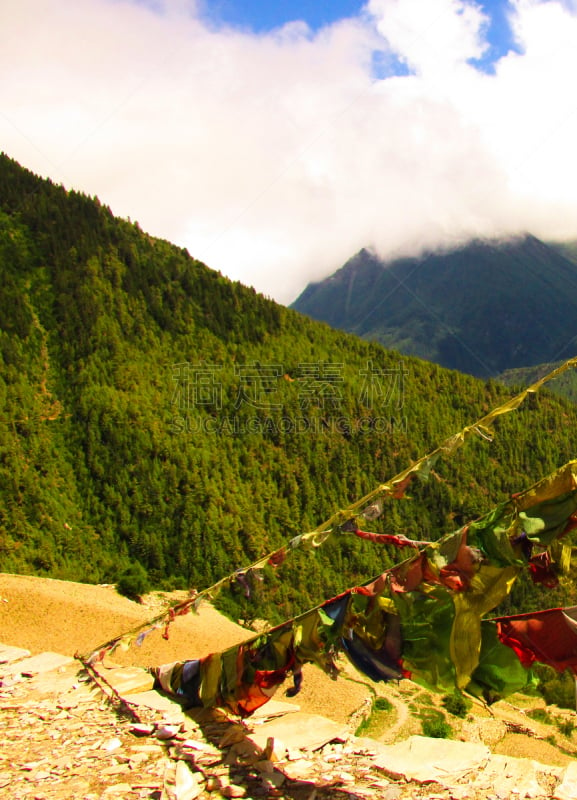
[200,0,366,32]
[202,0,523,74]
[4,0,577,302]
[474,0,524,71]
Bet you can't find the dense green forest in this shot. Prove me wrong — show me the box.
[1,152,577,625]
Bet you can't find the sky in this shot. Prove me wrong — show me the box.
[3,0,577,303]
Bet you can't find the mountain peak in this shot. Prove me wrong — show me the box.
[292,235,577,377]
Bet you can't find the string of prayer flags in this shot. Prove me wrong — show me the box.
[150,459,577,716]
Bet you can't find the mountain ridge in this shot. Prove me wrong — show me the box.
[291,235,577,377]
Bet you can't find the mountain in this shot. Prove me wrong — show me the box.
[291,236,577,377]
[498,360,577,404]
[2,152,577,624]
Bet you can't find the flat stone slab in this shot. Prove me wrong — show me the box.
[125,689,186,716]
[463,754,561,800]
[0,643,31,665]
[373,736,562,797]
[248,712,348,753]
[251,699,300,720]
[555,762,577,800]
[92,663,154,696]
[1,651,73,677]
[373,735,490,783]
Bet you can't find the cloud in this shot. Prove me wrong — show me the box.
[2,0,577,303]
[368,0,489,74]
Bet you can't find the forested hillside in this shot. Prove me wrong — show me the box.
[1,152,577,623]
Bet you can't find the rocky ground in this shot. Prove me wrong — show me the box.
[2,574,577,800]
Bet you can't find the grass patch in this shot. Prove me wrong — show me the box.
[418,707,452,739]
[556,718,575,738]
[374,696,392,712]
[354,695,395,738]
[527,707,553,725]
[422,718,452,739]
[419,695,436,707]
[442,692,471,718]
[355,716,372,737]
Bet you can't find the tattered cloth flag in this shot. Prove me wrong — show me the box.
[151,459,577,717]
[469,606,577,701]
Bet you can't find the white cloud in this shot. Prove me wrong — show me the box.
[2,0,577,303]
[367,0,489,75]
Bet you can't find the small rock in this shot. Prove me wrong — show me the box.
[129,752,150,766]
[261,772,285,789]
[178,739,213,753]
[282,759,315,780]
[102,782,133,794]
[254,759,275,775]
[101,764,128,776]
[369,779,391,789]
[174,749,196,764]
[51,755,73,770]
[263,736,287,762]
[221,784,246,797]
[205,775,222,792]
[130,723,155,736]
[102,737,123,751]
[218,726,246,748]
[26,770,51,782]
[155,724,180,740]
[225,739,261,765]
[174,760,202,800]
